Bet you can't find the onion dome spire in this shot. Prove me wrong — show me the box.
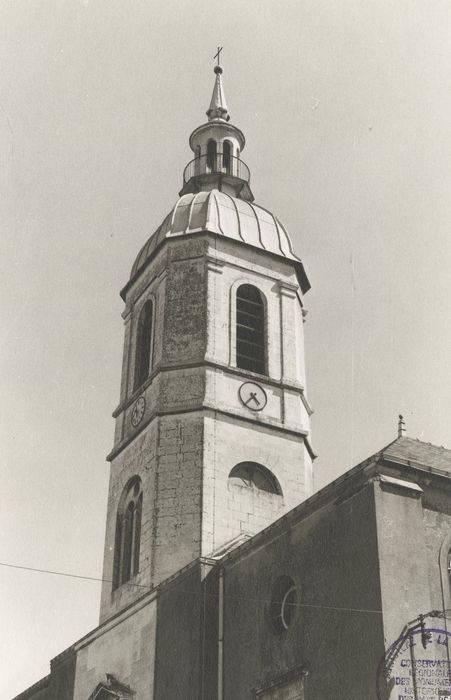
[206,64,230,122]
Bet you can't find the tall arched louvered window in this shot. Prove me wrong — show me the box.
[236,284,266,375]
[223,140,232,173]
[207,139,217,171]
[134,300,153,391]
[113,477,143,590]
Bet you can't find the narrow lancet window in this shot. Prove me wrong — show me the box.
[236,284,266,375]
[134,300,153,391]
[223,140,232,173]
[194,145,201,175]
[113,478,143,590]
[207,139,217,171]
[133,493,143,575]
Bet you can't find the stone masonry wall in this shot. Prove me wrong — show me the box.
[101,411,207,620]
[74,599,156,700]
[202,413,307,555]
[102,232,312,621]
[99,421,157,623]
[161,238,208,366]
[374,481,433,647]
[152,413,204,584]
[222,482,384,700]
[422,480,451,613]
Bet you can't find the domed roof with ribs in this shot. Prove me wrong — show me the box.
[126,190,310,297]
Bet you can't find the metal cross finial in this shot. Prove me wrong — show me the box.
[214,46,223,66]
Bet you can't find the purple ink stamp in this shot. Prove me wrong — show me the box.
[377,615,451,699]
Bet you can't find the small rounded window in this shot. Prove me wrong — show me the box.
[270,575,298,633]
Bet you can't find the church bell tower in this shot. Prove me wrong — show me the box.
[99,63,314,624]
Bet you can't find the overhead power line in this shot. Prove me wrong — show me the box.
[0,560,383,615]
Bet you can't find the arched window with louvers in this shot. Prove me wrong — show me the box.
[236,284,266,375]
[113,477,143,590]
[133,299,154,391]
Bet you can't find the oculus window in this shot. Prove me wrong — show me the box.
[270,575,298,634]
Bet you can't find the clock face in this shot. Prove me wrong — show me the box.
[131,396,146,427]
[238,381,267,412]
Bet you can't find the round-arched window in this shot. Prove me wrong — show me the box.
[112,476,143,590]
[194,145,201,175]
[223,140,232,173]
[236,284,266,376]
[207,139,217,171]
[270,575,298,633]
[133,299,154,391]
[228,462,281,495]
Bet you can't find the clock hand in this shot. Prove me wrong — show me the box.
[244,392,260,407]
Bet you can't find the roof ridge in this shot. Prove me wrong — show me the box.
[221,190,245,242]
[246,200,265,249]
[210,190,224,235]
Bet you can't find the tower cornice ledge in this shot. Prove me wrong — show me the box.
[106,406,310,463]
[112,358,307,418]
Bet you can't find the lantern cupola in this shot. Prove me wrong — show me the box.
[180,64,254,201]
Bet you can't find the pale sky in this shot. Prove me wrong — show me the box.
[1,1,451,697]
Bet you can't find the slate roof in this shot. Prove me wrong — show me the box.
[381,436,451,473]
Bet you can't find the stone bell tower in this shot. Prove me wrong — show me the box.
[99,63,314,624]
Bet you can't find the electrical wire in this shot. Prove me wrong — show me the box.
[0,560,383,615]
